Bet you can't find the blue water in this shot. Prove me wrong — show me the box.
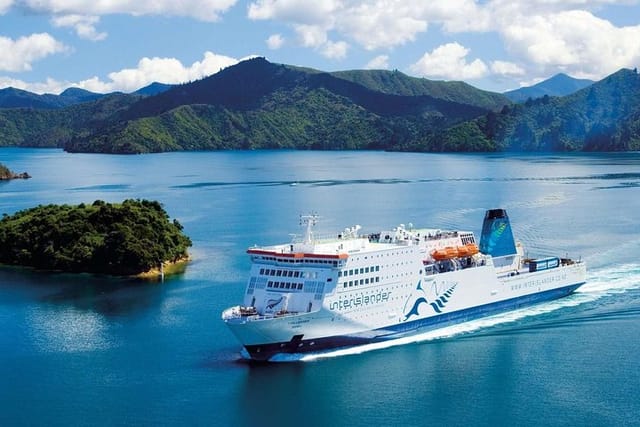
[1,148,639,426]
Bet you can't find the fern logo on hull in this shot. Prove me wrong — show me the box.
[402,280,458,320]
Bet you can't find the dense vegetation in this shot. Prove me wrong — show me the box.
[0,93,141,147]
[0,199,191,276]
[2,58,640,153]
[433,68,640,151]
[1,58,508,153]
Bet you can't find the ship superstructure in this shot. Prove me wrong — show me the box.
[222,210,586,361]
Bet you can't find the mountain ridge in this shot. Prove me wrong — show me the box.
[1,58,638,153]
[504,73,594,103]
[433,68,640,151]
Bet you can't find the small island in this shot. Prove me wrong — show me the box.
[0,162,30,180]
[0,199,191,277]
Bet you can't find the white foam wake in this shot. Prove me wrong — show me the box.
[269,264,640,363]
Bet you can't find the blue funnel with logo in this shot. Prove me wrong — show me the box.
[479,209,516,257]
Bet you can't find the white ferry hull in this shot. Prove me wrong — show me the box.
[225,261,586,361]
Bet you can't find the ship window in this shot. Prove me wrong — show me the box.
[276,270,282,276]
[288,271,293,277]
[270,270,275,276]
[360,268,364,274]
[260,268,265,275]
[365,267,369,273]
[279,283,285,288]
[376,277,380,282]
[285,283,291,289]
[365,278,369,284]
[338,271,342,277]
[376,266,380,271]
[360,279,364,285]
[349,281,353,287]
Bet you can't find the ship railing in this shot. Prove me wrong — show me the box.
[223,306,303,321]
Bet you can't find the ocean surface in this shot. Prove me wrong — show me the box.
[1,148,639,426]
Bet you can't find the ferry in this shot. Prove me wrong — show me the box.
[222,209,586,361]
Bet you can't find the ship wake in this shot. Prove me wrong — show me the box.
[267,263,640,363]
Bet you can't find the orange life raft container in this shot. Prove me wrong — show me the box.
[431,243,479,261]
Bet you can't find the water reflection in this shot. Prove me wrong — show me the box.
[27,305,112,353]
[0,267,168,317]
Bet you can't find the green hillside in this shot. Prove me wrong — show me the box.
[0,199,191,276]
[434,68,640,151]
[331,69,508,110]
[0,93,141,148]
[0,58,509,153]
[2,59,638,153]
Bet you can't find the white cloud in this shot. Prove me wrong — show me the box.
[0,33,67,72]
[266,33,284,49]
[0,0,14,14]
[490,60,525,76]
[410,42,488,80]
[74,51,240,93]
[337,2,427,50]
[51,14,107,41]
[2,51,243,94]
[416,1,491,33]
[248,0,339,26]
[322,40,348,59]
[500,9,640,79]
[294,24,328,48]
[20,0,238,22]
[245,0,640,83]
[365,54,389,69]
[0,75,68,94]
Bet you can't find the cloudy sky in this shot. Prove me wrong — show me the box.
[1,0,640,94]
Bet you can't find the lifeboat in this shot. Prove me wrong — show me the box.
[431,243,479,260]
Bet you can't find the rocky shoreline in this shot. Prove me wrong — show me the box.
[0,163,31,180]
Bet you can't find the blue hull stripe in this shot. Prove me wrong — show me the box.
[245,282,585,361]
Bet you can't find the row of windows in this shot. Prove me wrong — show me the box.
[267,281,304,290]
[260,268,302,278]
[256,256,340,267]
[343,277,380,288]
[338,265,380,277]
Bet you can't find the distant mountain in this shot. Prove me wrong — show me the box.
[433,68,640,151]
[64,57,511,153]
[0,87,59,109]
[21,57,640,154]
[58,87,104,104]
[504,73,594,103]
[134,82,174,96]
[0,86,104,109]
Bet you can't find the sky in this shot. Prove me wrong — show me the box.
[1,0,640,95]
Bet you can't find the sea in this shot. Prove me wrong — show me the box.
[0,148,639,426]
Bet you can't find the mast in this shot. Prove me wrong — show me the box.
[300,214,318,244]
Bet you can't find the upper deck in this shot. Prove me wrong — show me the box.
[247,215,476,267]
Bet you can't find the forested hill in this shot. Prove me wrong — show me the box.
[431,68,640,151]
[0,199,191,276]
[0,87,104,109]
[331,69,506,110]
[1,57,510,153]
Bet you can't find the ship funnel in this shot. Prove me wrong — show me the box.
[479,209,516,257]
